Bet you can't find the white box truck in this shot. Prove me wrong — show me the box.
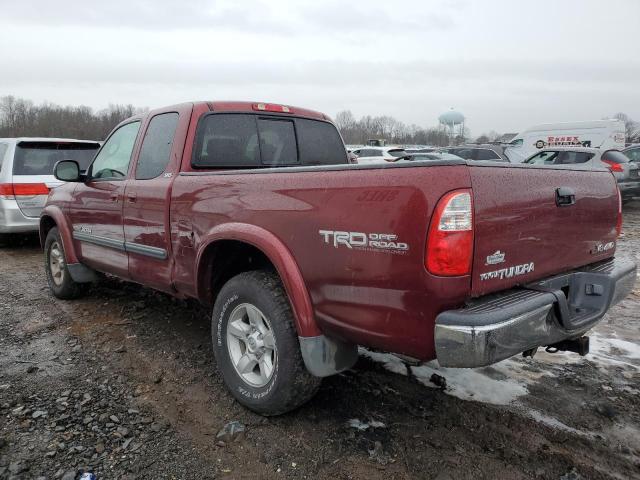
[504,120,626,163]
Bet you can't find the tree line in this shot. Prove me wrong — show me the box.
[336,110,640,146]
[0,96,143,140]
[334,110,458,146]
[1,96,638,146]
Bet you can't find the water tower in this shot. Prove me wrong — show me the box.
[438,109,465,145]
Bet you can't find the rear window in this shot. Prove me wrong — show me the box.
[296,118,347,165]
[257,118,298,166]
[13,142,100,175]
[554,151,594,164]
[601,150,630,164]
[476,149,501,160]
[192,114,347,169]
[448,148,473,160]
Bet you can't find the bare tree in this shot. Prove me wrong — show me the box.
[333,110,459,146]
[0,95,143,140]
[613,113,639,143]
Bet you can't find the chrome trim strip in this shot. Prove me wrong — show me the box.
[73,231,125,251]
[124,241,168,260]
[73,231,167,260]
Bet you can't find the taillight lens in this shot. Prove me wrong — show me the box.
[603,159,624,172]
[426,189,474,276]
[616,188,623,237]
[0,183,49,199]
[0,184,14,199]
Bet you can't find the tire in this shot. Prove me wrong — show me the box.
[211,270,321,416]
[44,227,87,299]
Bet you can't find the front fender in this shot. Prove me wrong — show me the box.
[195,222,321,337]
[40,205,79,264]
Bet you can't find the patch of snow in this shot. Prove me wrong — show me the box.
[359,330,640,432]
[410,361,529,405]
[359,349,408,376]
[526,409,592,437]
[347,418,386,431]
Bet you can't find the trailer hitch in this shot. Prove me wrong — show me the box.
[545,336,590,356]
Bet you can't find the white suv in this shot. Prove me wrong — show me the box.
[0,138,100,241]
[351,146,408,164]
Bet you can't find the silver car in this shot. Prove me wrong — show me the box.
[524,147,640,202]
[0,138,100,240]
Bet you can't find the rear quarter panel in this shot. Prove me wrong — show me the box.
[171,164,472,360]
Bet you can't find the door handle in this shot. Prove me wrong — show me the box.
[556,187,576,207]
[110,192,119,202]
[127,193,137,203]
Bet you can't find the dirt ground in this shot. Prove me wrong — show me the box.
[1,205,639,480]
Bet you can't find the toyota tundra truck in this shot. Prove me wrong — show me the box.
[40,101,636,415]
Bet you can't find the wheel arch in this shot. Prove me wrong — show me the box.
[39,206,79,264]
[195,223,320,337]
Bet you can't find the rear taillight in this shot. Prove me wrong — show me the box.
[616,188,623,237]
[603,159,623,172]
[426,189,474,276]
[0,183,49,199]
[0,184,14,199]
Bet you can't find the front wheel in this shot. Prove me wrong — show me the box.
[44,227,87,299]
[211,270,321,416]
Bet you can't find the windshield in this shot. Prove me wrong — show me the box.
[13,142,100,175]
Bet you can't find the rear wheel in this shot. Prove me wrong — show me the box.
[211,270,321,416]
[44,227,86,299]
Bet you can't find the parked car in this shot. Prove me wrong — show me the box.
[351,146,409,164]
[504,120,626,163]
[524,147,640,202]
[622,144,640,163]
[408,152,465,162]
[441,145,509,162]
[405,148,439,154]
[0,138,100,242]
[41,101,635,415]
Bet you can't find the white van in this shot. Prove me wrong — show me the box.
[504,120,626,163]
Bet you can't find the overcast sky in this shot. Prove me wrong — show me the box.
[0,0,638,135]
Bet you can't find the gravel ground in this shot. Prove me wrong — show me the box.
[1,204,639,480]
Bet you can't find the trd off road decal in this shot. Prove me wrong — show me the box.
[319,230,409,254]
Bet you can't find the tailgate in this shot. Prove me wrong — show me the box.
[469,164,619,297]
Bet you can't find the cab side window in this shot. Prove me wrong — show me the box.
[526,151,558,164]
[136,113,179,180]
[90,122,141,180]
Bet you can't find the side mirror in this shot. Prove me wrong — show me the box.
[54,160,81,182]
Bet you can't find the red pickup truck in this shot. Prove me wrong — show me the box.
[40,101,636,415]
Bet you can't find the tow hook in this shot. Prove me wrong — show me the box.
[545,336,590,356]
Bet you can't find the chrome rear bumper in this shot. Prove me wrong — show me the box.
[435,257,637,368]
